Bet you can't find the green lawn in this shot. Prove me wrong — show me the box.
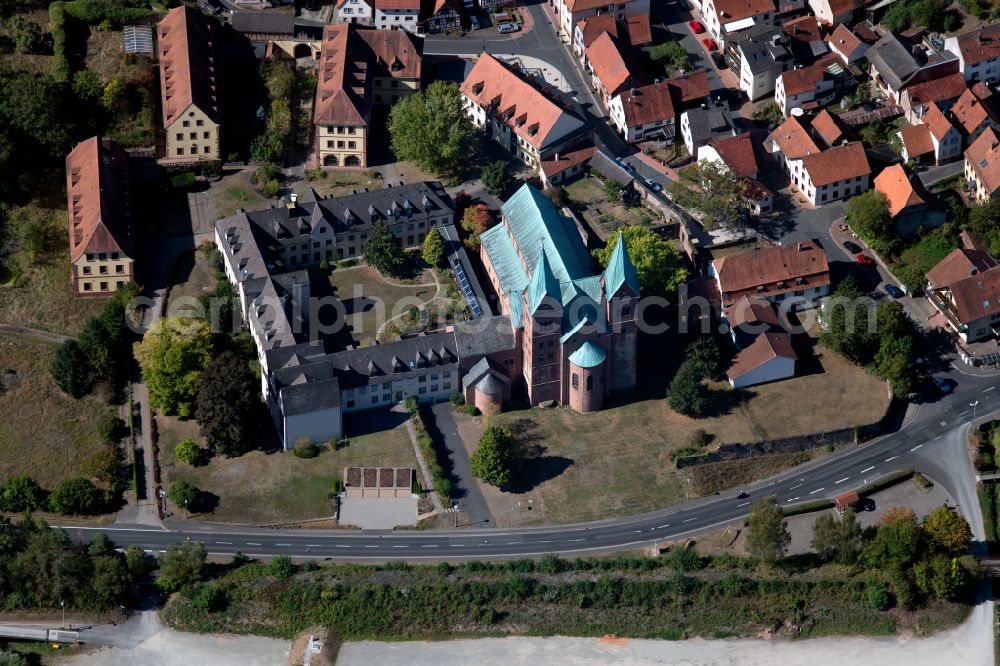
[158,415,418,524]
[565,175,652,234]
[326,266,437,347]
[210,172,270,220]
[306,170,382,198]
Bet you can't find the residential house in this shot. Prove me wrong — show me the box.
[539,146,597,188]
[926,245,997,292]
[810,108,849,147]
[808,0,865,26]
[609,80,676,144]
[797,141,870,205]
[723,23,793,101]
[552,0,651,43]
[573,14,652,64]
[872,163,945,238]
[711,238,831,309]
[374,0,419,31]
[336,0,374,24]
[680,103,731,156]
[65,137,136,297]
[782,15,824,55]
[898,123,935,164]
[965,127,1000,203]
[157,6,221,163]
[945,24,1000,85]
[700,0,775,45]
[866,31,959,103]
[722,296,796,387]
[765,114,818,190]
[665,70,711,110]
[926,264,1000,343]
[314,25,422,168]
[420,0,461,32]
[585,32,643,107]
[479,184,640,409]
[921,101,963,164]
[743,177,774,214]
[774,53,843,115]
[696,132,759,179]
[460,53,592,167]
[827,24,867,65]
[901,72,967,124]
[951,82,1000,146]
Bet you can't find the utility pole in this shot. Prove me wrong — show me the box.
[971,400,980,427]
[60,599,65,629]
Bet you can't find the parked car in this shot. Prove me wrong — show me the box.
[688,19,705,33]
[469,15,479,29]
[711,51,727,69]
[884,284,904,299]
[645,178,663,192]
[932,376,952,394]
[854,252,874,266]
[842,240,862,254]
[497,21,519,33]
[615,157,635,173]
[854,497,876,512]
[702,38,718,51]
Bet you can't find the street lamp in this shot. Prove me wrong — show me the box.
[60,600,65,629]
[971,400,980,426]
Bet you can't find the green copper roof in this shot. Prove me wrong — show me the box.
[568,341,607,369]
[527,250,561,315]
[603,232,640,297]
[481,223,529,296]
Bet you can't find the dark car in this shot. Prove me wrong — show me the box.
[843,240,862,254]
[884,284,905,299]
[855,497,876,512]
[932,376,952,394]
[711,52,727,69]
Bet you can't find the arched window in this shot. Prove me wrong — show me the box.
[586,375,593,391]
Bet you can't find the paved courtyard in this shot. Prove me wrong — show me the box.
[339,496,418,529]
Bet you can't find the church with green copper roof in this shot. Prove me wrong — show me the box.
[479,183,639,412]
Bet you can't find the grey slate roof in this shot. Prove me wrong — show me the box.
[732,25,791,75]
[685,106,731,146]
[454,317,517,363]
[588,149,634,187]
[231,10,296,35]
[280,377,341,417]
[866,33,919,91]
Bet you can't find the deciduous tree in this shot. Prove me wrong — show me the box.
[923,505,972,555]
[460,204,493,246]
[471,426,519,488]
[481,161,511,197]
[157,540,206,592]
[668,160,749,233]
[195,352,261,457]
[591,225,687,296]
[133,318,213,417]
[811,508,863,563]
[421,226,448,268]
[169,480,198,512]
[362,221,405,277]
[389,81,475,177]
[47,478,102,515]
[0,475,43,512]
[746,496,791,561]
[845,190,896,255]
[175,438,202,465]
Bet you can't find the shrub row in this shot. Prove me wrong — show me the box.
[858,469,914,497]
[63,0,153,24]
[49,2,70,82]
[0,474,110,515]
[407,398,451,501]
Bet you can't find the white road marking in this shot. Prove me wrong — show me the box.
[935,435,942,440]
[786,497,800,502]
[959,411,969,416]
[336,545,352,549]
[737,502,750,507]
[276,543,291,547]
[789,483,803,491]
[910,444,923,451]
[809,488,825,495]
[885,456,897,462]
[985,387,996,392]
[364,545,379,549]
[306,544,319,548]
[449,544,464,547]
[215,541,231,545]
[861,466,875,473]
[682,518,696,523]
[392,545,407,548]
[421,545,438,548]
[246,542,261,546]
[656,524,670,529]
[835,477,849,484]
[567,538,585,542]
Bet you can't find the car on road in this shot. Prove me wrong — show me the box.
[884,284,904,299]
[702,38,718,51]
[644,178,663,192]
[842,240,862,254]
[711,51,727,69]
[688,19,705,33]
[497,22,519,33]
[615,157,635,173]
[932,376,952,394]
[854,252,875,266]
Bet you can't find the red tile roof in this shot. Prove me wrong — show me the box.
[953,24,1000,67]
[926,247,997,290]
[375,0,419,8]
[158,6,219,128]
[800,141,870,187]
[899,123,934,157]
[828,24,862,56]
[65,137,133,263]
[966,127,1000,197]
[709,132,758,179]
[922,101,956,142]
[904,73,968,109]
[624,15,652,46]
[727,331,796,380]
[617,80,676,128]
[576,14,618,48]
[872,164,926,218]
[668,70,710,106]
[825,0,866,19]
[948,267,1000,325]
[314,25,422,127]
[779,57,835,96]
[712,0,775,24]
[811,109,846,146]
[585,32,642,98]
[539,145,596,177]
[460,53,586,151]
[767,115,819,160]
[723,295,783,329]
[951,83,1000,135]
[713,239,830,306]
[783,15,823,43]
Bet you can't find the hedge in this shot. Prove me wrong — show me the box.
[49,2,70,82]
[62,0,153,23]
[857,469,914,497]
[408,403,452,502]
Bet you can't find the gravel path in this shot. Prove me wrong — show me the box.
[337,601,993,666]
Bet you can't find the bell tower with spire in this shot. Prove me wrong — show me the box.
[523,249,563,405]
[601,232,639,392]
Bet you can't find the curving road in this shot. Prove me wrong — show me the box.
[58,359,994,561]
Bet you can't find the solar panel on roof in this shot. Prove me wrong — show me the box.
[123,25,153,54]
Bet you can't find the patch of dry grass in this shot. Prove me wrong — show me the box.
[327,266,436,347]
[306,170,382,198]
[210,172,270,220]
[166,244,219,306]
[158,416,418,524]
[0,333,111,488]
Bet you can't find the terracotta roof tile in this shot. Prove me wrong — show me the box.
[922,101,956,141]
[65,137,133,263]
[948,267,1000,324]
[873,164,926,218]
[624,14,652,46]
[727,331,796,380]
[951,83,1000,135]
[953,25,1000,67]
[460,53,586,151]
[668,70,710,106]
[618,80,676,128]
[966,127,1000,197]
[576,14,651,48]
[576,14,618,48]
[811,109,846,146]
[723,295,783,330]
[800,141,870,187]
[828,24,862,56]
[779,57,835,96]
[712,0,775,24]
[585,32,642,97]
[825,0,865,18]
[783,15,823,43]
[375,0,419,8]
[926,247,997,290]
[899,123,934,157]
[710,132,758,178]
[904,73,968,108]
[713,239,830,306]
[767,115,820,160]
[539,145,596,177]
[158,6,218,128]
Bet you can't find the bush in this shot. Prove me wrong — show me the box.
[192,584,226,612]
[98,416,127,444]
[48,478,102,515]
[170,172,197,191]
[269,555,295,579]
[175,438,201,465]
[665,546,703,572]
[450,391,464,407]
[49,2,70,83]
[0,475,44,512]
[293,438,320,459]
[405,396,419,415]
[866,582,891,610]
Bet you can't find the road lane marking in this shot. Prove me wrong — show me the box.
[306,544,319,548]
[986,387,996,392]
[364,545,379,549]
[959,411,969,416]
[392,545,407,548]
[789,483,803,490]
[567,538,585,542]
[336,545,351,548]
[786,497,800,502]
[246,542,261,546]
[935,435,942,440]
[835,477,849,484]
[861,466,875,473]
[656,524,670,529]
[421,545,438,548]
[885,456,897,462]
[450,544,464,547]
[910,444,923,451]
[737,502,750,507]
[215,541,231,545]
[682,518,696,523]
[276,543,291,547]
[809,488,824,495]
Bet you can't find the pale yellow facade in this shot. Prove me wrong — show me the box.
[165,103,220,161]
[318,124,367,167]
[73,252,134,296]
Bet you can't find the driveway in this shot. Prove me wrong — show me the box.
[431,402,494,527]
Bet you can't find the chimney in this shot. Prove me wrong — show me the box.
[630,87,637,96]
[797,241,804,251]
[287,192,298,210]
[555,152,561,161]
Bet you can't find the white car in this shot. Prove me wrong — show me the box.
[497,22,519,33]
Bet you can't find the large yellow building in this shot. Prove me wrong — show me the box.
[314,25,421,168]
[66,137,136,297]
[158,6,221,163]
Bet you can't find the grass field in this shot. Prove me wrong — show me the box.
[326,266,437,347]
[306,170,382,198]
[0,333,110,489]
[210,172,270,220]
[158,415,418,524]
